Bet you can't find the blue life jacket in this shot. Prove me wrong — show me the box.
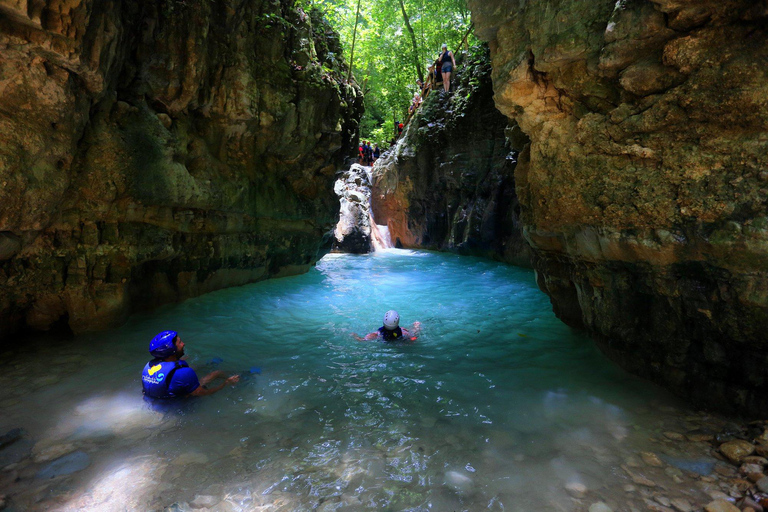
[142,359,189,399]
[378,326,403,342]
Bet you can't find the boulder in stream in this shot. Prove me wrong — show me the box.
[333,164,374,254]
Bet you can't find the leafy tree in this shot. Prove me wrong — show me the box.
[298,0,476,145]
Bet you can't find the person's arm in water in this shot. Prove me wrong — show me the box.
[352,332,380,341]
[199,370,226,386]
[401,322,421,340]
[189,374,240,396]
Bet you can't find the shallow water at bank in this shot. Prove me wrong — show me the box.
[0,250,733,511]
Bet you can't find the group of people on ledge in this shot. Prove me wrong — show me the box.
[141,310,419,400]
[358,140,380,166]
[405,44,457,130]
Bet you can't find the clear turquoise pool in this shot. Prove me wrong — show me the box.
[0,250,721,511]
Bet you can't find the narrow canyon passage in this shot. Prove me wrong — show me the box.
[0,250,738,511]
[2,0,768,510]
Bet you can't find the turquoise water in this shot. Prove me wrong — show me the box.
[0,250,718,511]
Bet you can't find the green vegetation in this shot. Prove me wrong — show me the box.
[298,0,476,144]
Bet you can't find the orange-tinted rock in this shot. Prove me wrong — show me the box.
[371,48,532,267]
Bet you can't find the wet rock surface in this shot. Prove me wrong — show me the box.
[333,164,374,254]
[0,1,363,342]
[467,0,768,415]
[371,47,532,267]
[3,390,766,511]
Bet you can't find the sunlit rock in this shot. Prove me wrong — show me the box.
[589,502,613,512]
[720,440,755,464]
[565,481,587,498]
[444,470,473,494]
[32,441,77,463]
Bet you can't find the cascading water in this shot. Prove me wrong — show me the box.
[364,166,395,251]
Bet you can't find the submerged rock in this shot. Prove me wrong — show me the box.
[704,500,740,512]
[444,470,474,494]
[0,438,32,467]
[589,503,613,512]
[0,429,23,450]
[720,440,755,464]
[35,451,90,479]
[565,481,587,498]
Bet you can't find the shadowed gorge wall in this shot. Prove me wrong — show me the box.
[371,48,532,267]
[467,0,768,413]
[0,0,362,340]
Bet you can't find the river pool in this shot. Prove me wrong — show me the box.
[0,250,730,511]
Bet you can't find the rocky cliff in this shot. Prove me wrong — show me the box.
[371,48,532,267]
[468,0,768,413]
[0,0,362,341]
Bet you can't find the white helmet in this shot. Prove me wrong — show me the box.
[383,310,400,329]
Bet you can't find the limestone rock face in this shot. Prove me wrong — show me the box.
[467,0,768,413]
[371,48,532,267]
[333,164,373,254]
[0,1,363,340]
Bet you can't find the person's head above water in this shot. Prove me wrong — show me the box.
[149,330,183,360]
[383,310,400,330]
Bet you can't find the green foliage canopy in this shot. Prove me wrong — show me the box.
[298,0,476,144]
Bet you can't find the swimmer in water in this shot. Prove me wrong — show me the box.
[141,330,240,399]
[353,310,421,342]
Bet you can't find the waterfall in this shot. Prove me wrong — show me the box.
[370,215,393,251]
[364,166,394,251]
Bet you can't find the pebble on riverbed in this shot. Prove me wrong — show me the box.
[708,421,768,510]
[565,481,587,498]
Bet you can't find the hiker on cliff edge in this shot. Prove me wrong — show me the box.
[439,44,456,93]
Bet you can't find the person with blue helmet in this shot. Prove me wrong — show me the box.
[353,310,421,342]
[141,330,240,399]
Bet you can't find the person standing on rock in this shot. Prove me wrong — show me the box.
[141,330,240,399]
[373,143,380,163]
[439,44,456,93]
[353,310,421,343]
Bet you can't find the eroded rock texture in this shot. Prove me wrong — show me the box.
[468,0,768,413]
[0,1,362,340]
[371,48,532,267]
[333,164,373,254]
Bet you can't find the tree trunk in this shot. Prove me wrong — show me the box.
[347,0,362,82]
[397,0,423,84]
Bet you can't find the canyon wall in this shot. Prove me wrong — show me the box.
[468,0,768,413]
[371,48,532,267]
[0,0,362,341]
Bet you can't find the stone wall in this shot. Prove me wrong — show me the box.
[371,48,532,267]
[467,0,768,414]
[0,0,362,341]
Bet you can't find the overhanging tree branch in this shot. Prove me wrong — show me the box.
[347,0,362,82]
[397,0,424,84]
